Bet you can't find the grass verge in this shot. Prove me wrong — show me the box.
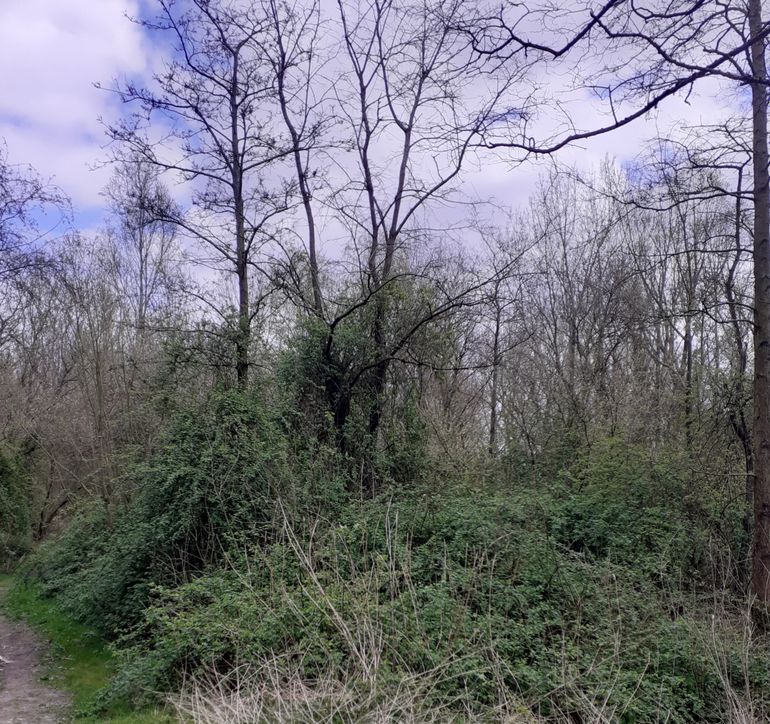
[0,574,173,723]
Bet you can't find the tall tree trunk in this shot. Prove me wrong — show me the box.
[231,52,249,386]
[235,204,250,386]
[489,298,502,457]
[726,168,754,543]
[367,224,397,446]
[683,314,694,453]
[749,0,770,603]
[275,53,323,316]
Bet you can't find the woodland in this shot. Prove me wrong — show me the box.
[2,0,770,721]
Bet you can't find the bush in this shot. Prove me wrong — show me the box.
[0,446,31,570]
[22,418,769,721]
[101,481,769,721]
[551,439,693,575]
[26,388,291,636]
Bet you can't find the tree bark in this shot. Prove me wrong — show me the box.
[489,290,502,457]
[230,50,250,386]
[749,0,770,603]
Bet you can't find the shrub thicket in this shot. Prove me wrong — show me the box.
[19,390,769,721]
[0,445,31,570]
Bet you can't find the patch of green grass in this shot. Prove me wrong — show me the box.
[0,574,173,723]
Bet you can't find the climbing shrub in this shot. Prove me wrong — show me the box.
[27,388,292,635]
[102,479,769,721]
[0,446,31,570]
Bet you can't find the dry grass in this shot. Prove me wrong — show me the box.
[170,657,537,723]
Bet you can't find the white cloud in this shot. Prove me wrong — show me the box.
[464,72,736,219]
[0,0,149,210]
[0,0,742,233]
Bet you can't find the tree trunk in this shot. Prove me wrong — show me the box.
[726,168,754,545]
[233,173,249,385]
[231,52,249,386]
[235,217,250,386]
[749,0,770,603]
[489,298,502,457]
[683,313,693,453]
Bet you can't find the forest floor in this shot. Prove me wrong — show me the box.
[0,577,69,723]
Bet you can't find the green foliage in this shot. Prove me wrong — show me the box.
[377,390,429,484]
[280,315,431,489]
[552,439,692,575]
[0,446,31,570]
[20,393,768,721]
[67,447,767,720]
[27,388,290,636]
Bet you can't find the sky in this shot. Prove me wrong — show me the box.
[0,0,149,229]
[0,0,739,236]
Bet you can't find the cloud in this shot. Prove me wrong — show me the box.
[464,73,736,219]
[0,0,149,213]
[0,0,741,235]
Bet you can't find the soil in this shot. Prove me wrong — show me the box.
[0,592,69,723]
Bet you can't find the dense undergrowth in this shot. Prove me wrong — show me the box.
[0,446,31,570]
[15,389,770,722]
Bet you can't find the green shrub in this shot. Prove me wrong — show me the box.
[101,482,769,721]
[27,388,290,636]
[23,427,769,721]
[551,439,692,575]
[0,446,31,570]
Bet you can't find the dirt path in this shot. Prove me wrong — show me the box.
[0,587,69,724]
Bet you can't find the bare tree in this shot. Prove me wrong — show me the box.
[258,0,332,316]
[105,0,294,384]
[103,157,180,333]
[469,0,770,604]
[0,142,68,349]
[323,0,516,445]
